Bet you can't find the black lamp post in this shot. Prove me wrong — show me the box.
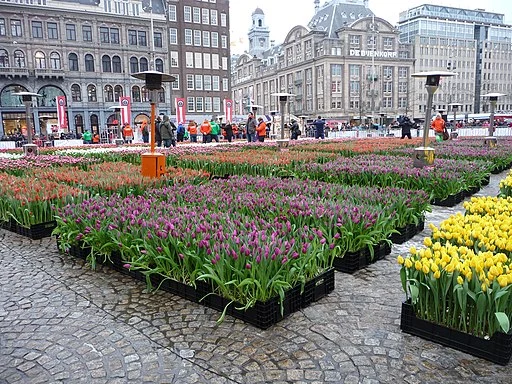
[13,91,42,156]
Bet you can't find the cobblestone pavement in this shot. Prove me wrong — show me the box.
[1,171,511,384]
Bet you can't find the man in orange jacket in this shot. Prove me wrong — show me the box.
[256,117,267,142]
[187,120,198,142]
[431,114,445,142]
[123,123,133,143]
[200,119,211,143]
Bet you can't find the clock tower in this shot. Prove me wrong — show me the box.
[248,7,270,58]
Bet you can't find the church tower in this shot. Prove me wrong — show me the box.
[248,7,270,58]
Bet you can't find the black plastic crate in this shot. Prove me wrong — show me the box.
[481,175,491,186]
[333,249,367,273]
[389,227,408,244]
[301,268,335,308]
[416,219,425,233]
[15,221,57,240]
[400,301,512,366]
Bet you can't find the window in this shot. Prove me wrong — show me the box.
[170,51,179,67]
[140,58,148,72]
[349,64,360,78]
[196,97,203,112]
[220,13,227,27]
[0,50,8,67]
[382,96,392,108]
[203,31,210,47]
[212,54,219,69]
[112,56,122,73]
[34,51,45,68]
[331,64,342,76]
[383,37,394,51]
[184,29,192,45]
[131,86,141,102]
[221,35,227,49]
[194,30,201,46]
[82,25,92,42]
[349,35,360,48]
[211,32,218,47]
[203,53,211,69]
[50,52,61,69]
[367,35,376,49]
[186,52,193,68]
[102,55,111,72]
[14,50,25,67]
[87,84,97,102]
[212,76,220,91]
[187,97,195,112]
[213,97,221,113]
[195,74,203,90]
[169,28,177,45]
[398,96,407,109]
[11,20,22,37]
[104,85,114,103]
[154,32,162,48]
[171,75,179,90]
[186,74,194,90]
[128,30,137,45]
[66,24,76,40]
[222,78,229,91]
[202,9,209,24]
[398,67,408,78]
[205,97,212,112]
[100,27,110,43]
[204,75,212,90]
[398,81,407,93]
[0,19,5,36]
[71,84,82,102]
[194,52,202,68]
[184,6,192,22]
[141,86,149,103]
[47,22,58,39]
[155,58,164,72]
[168,5,177,22]
[114,85,123,102]
[32,21,43,38]
[68,53,79,71]
[383,66,393,79]
[193,7,200,23]
[138,31,147,46]
[331,81,342,93]
[85,54,94,72]
[211,10,218,25]
[111,28,120,44]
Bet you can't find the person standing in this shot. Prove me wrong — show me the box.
[155,116,162,147]
[160,115,175,148]
[290,119,301,140]
[200,119,212,144]
[431,114,446,142]
[399,116,413,139]
[224,121,233,143]
[141,121,149,143]
[187,120,198,143]
[210,118,221,143]
[256,117,267,142]
[246,112,257,143]
[123,123,133,144]
[82,130,92,144]
[313,116,325,139]
[176,122,185,142]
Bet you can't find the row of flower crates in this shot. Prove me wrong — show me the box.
[0,219,56,240]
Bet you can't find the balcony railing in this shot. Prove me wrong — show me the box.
[0,67,30,78]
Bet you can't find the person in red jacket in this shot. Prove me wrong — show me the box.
[200,119,211,143]
[256,117,267,142]
[431,114,446,142]
[187,120,198,142]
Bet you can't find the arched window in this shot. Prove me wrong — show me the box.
[14,50,25,68]
[104,84,114,102]
[50,52,61,69]
[90,114,99,134]
[1,85,28,107]
[140,57,149,72]
[112,56,122,73]
[130,57,138,73]
[87,84,97,102]
[85,54,94,72]
[158,87,165,103]
[114,85,123,102]
[102,55,111,72]
[0,49,9,67]
[71,84,82,102]
[37,85,65,107]
[75,114,84,135]
[155,58,164,72]
[131,86,141,102]
[141,86,149,102]
[258,19,262,27]
[34,51,46,69]
[68,53,79,71]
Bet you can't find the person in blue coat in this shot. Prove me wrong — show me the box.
[313,116,325,139]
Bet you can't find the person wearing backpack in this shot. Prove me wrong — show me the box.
[160,115,176,148]
[246,112,257,143]
[176,122,185,142]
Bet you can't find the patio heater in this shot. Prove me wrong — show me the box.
[298,115,308,137]
[482,93,506,148]
[13,92,42,156]
[131,70,175,178]
[448,103,462,139]
[269,111,278,136]
[108,105,126,146]
[271,92,294,147]
[411,71,455,168]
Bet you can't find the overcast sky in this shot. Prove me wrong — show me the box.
[229,0,510,53]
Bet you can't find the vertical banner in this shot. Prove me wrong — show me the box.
[56,96,68,129]
[175,98,186,123]
[224,99,233,123]
[119,96,132,125]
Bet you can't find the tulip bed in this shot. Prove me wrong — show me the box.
[398,195,512,363]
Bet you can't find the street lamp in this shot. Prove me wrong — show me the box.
[131,70,175,178]
[13,91,42,156]
[271,92,294,146]
[269,110,278,136]
[411,71,455,168]
[108,105,126,146]
[482,92,506,147]
[448,102,462,139]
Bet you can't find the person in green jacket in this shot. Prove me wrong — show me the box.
[210,118,221,143]
[82,130,92,144]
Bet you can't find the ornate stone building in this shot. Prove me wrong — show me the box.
[231,0,414,125]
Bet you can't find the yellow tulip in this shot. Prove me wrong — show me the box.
[405,258,413,269]
[424,237,433,247]
[397,256,405,265]
[457,276,464,285]
[434,270,441,279]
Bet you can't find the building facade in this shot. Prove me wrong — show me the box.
[0,0,230,138]
[231,0,414,125]
[398,4,512,116]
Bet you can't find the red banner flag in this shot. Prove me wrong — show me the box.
[56,96,68,129]
[119,96,132,125]
[224,99,233,123]
[175,98,186,124]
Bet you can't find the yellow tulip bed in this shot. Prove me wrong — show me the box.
[499,170,512,198]
[398,196,512,338]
